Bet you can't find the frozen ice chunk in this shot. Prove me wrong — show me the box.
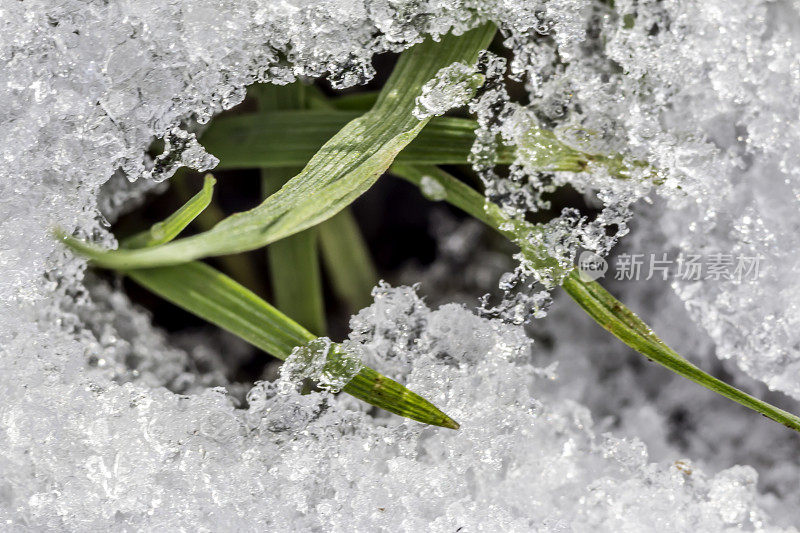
[142,127,219,183]
[280,337,363,393]
[413,61,484,119]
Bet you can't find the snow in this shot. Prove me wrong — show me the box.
[282,337,363,394]
[2,0,800,530]
[413,61,483,119]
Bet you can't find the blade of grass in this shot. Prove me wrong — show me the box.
[317,209,379,312]
[200,111,516,169]
[125,261,458,429]
[70,23,497,270]
[559,272,800,432]
[170,170,229,233]
[305,83,381,313]
[253,83,379,317]
[130,262,313,357]
[122,174,216,248]
[391,164,559,272]
[391,163,800,433]
[262,167,327,335]
[169,170,265,293]
[258,82,327,336]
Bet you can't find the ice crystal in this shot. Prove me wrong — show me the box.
[281,337,363,394]
[413,61,483,119]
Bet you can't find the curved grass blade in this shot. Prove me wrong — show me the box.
[303,83,382,313]
[169,171,264,292]
[72,24,497,270]
[391,163,800,433]
[263,217,327,335]
[122,174,216,248]
[392,164,558,272]
[560,273,800,432]
[256,83,379,317]
[129,262,312,357]
[125,261,459,429]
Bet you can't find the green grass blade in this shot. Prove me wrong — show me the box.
[169,170,229,234]
[258,83,327,336]
[391,164,800,433]
[345,366,458,429]
[392,164,558,271]
[129,262,312,356]
[324,91,379,111]
[560,273,800,432]
[318,209,379,312]
[124,261,458,429]
[305,79,381,313]
[122,174,216,248]
[169,171,265,292]
[263,210,327,335]
[392,164,499,227]
[200,111,515,169]
[72,24,497,270]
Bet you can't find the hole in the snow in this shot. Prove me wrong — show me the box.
[103,41,593,404]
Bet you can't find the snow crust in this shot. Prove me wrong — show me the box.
[2,0,800,530]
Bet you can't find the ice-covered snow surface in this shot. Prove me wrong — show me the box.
[2,0,800,530]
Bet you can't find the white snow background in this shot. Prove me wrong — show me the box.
[2,1,800,530]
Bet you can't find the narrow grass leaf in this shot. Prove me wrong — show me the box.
[71,24,497,270]
[392,163,800,433]
[258,83,327,336]
[318,209,379,312]
[200,111,515,169]
[304,82,383,313]
[559,273,800,432]
[129,262,313,357]
[264,230,324,336]
[169,171,265,292]
[125,261,459,429]
[122,174,216,248]
[392,164,559,272]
